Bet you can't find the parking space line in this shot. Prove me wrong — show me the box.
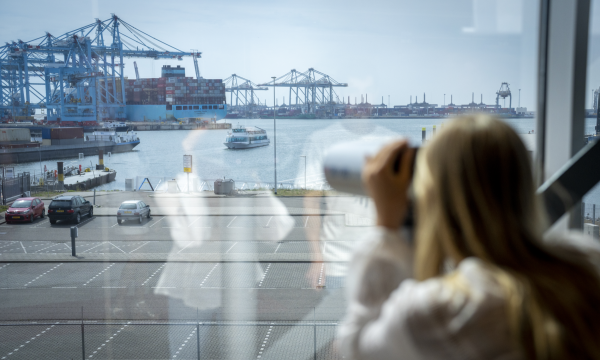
[108,242,126,254]
[225,242,238,253]
[177,242,193,253]
[34,243,61,253]
[199,263,219,287]
[31,219,49,228]
[82,242,106,253]
[19,242,26,254]
[226,216,238,228]
[274,243,282,253]
[24,263,63,287]
[304,216,309,228]
[128,241,149,253]
[258,264,272,287]
[141,263,166,285]
[88,322,131,359]
[172,327,197,358]
[0,242,17,250]
[149,216,166,228]
[264,216,273,228]
[317,263,325,287]
[257,324,274,358]
[111,222,119,228]
[83,263,115,286]
[0,323,58,359]
[187,217,201,227]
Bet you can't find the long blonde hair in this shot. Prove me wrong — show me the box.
[413,114,600,359]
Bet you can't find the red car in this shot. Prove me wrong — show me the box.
[5,197,45,224]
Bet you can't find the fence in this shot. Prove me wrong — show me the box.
[0,172,30,205]
[0,307,341,360]
[135,176,332,193]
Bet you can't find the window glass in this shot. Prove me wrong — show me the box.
[0,2,539,359]
[11,200,31,208]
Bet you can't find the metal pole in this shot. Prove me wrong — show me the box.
[57,161,64,190]
[197,308,200,360]
[81,306,85,360]
[422,127,426,144]
[272,76,277,195]
[70,226,77,257]
[300,156,306,190]
[187,173,190,193]
[93,189,96,205]
[594,204,596,225]
[313,307,317,360]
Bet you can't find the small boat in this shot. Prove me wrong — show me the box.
[224,125,270,149]
[103,121,129,132]
[86,130,141,151]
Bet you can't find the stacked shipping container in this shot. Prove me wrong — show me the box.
[125,77,226,106]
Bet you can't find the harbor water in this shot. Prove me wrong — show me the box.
[7,117,600,205]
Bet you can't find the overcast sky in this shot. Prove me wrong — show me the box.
[2,0,600,110]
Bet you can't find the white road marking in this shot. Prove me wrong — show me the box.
[226,216,238,228]
[187,217,202,227]
[257,324,274,358]
[108,242,126,254]
[0,323,58,359]
[0,263,10,271]
[88,322,130,358]
[141,263,166,286]
[0,242,17,250]
[264,216,273,228]
[128,241,149,253]
[274,243,282,253]
[225,242,237,253]
[24,263,63,287]
[19,242,26,254]
[258,263,271,287]
[304,216,309,228]
[82,242,107,253]
[111,222,119,228]
[83,263,115,286]
[199,264,219,287]
[177,242,193,254]
[172,328,197,358]
[32,219,49,228]
[52,287,76,289]
[149,216,166,228]
[34,243,60,253]
[318,263,325,287]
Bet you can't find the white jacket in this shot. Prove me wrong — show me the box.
[338,228,600,360]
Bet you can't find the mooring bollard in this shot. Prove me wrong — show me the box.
[433,124,436,136]
[422,127,426,144]
[70,226,78,257]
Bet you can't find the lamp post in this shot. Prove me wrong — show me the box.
[300,155,306,190]
[272,76,277,195]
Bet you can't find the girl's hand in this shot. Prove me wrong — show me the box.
[362,140,415,230]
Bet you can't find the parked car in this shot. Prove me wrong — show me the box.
[47,195,93,224]
[5,197,45,224]
[117,200,151,224]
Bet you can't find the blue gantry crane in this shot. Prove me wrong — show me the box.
[0,14,201,125]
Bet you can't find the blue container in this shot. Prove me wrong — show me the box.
[41,128,51,139]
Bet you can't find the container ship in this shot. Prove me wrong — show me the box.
[39,65,227,126]
[125,65,227,122]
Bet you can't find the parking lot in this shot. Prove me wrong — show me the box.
[0,193,369,359]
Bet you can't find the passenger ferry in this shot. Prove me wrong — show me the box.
[224,125,270,149]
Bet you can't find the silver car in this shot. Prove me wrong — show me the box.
[117,200,151,224]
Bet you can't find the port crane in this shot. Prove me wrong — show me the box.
[259,68,347,115]
[0,14,201,125]
[496,82,512,109]
[224,74,267,117]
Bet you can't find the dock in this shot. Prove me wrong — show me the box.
[63,169,117,190]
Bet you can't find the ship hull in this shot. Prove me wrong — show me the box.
[224,141,270,149]
[126,104,227,122]
[0,140,140,165]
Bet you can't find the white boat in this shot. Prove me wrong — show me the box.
[86,130,140,151]
[224,125,270,149]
